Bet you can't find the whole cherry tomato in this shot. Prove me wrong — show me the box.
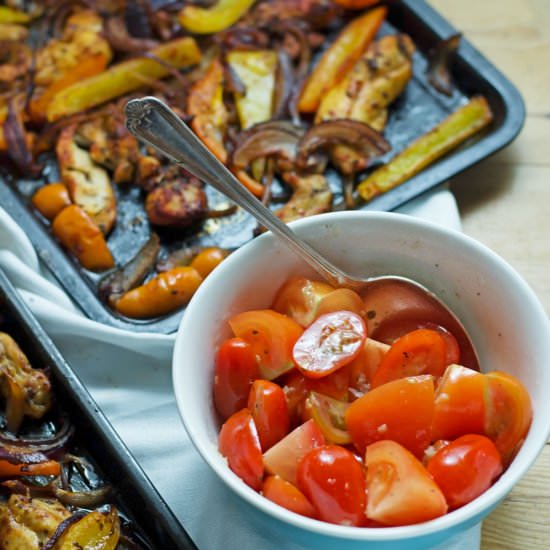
[426,434,503,509]
[248,380,290,451]
[297,445,367,526]
[345,375,434,458]
[366,440,447,526]
[261,475,317,519]
[371,328,447,388]
[293,311,366,379]
[213,337,259,420]
[218,409,264,491]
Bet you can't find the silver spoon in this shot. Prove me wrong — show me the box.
[125,96,478,369]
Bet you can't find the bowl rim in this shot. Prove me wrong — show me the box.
[173,210,550,543]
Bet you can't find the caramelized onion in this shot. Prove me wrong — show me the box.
[54,484,112,507]
[427,33,462,96]
[103,16,159,53]
[295,119,391,169]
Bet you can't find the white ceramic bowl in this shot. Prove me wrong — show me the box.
[173,210,550,550]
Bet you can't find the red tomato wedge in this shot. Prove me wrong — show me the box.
[371,329,447,388]
[484,371,532,465]
[248,380,290,451]
[432,364,487,441]
[348,338,390,393]
[213,337,260,420]
[261,475,317,519]
[297,445,367,527]
[218,409,264,490]
[263,419,325,486]
[293,311,367,379]
[229,310,303,380]
[366,440,447,526]
[426,434,503,510]
[345,375,435,458]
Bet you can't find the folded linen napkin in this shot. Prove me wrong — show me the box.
[0,188,480,550]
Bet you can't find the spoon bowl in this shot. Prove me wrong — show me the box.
[125,96,477,365]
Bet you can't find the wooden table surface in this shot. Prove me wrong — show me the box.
[429,1,550,547]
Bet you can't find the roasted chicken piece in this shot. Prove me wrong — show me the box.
[56,125,116,235]
[275,172,332,223]
[316,34,415,174]
[0,332,51,433]
[145,168,208,228]
[0,495,70,550]
[33,10,112,89]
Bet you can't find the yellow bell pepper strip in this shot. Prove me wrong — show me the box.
[29,52,110,122]
[52,205,115,272]
[226,50,278,130]
[298,6,387,113]
[178,0,256,35]
[0,6,31,24]
[115,266,203,319]
[357,96,493,202]
[54,507,120,550]
[46,37,201,121]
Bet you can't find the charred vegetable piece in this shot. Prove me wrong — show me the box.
[50,506,120,550]
[46,37,201,121]
[298,6,387,113]
[0,332,51,433]
[275,173,332,223]
[52,205,115,272]
[31,183,71,221]
[226,50,278,130]
[0,22,27,40]
[99,233,160,307]
[56,126,116,235]
[178,0,256,34]
[0,5,31,23]
[115,267,203,319]
[0,495,70,549]
[427,33,462,96]
[145,178,207,228]
[357,96,493,202]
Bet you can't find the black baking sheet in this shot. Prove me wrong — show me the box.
[0,0,525,333]
[0,269,197,549]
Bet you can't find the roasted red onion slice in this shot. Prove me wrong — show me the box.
[427,33,462,96]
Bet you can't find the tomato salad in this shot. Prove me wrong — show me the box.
[213,277,532,527]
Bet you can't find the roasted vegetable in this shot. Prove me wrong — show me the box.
[31,183,71,221]
[190,247,229,278]
[0,5,31,24]
[52,205,115,272]
[0,22,27,41]
[56,125,116,235]
[178,0,256,34]
[0,332,51,433]
[51,507,120,550]
[357,96,494,202]
[115,267,203,319]
[46,37,201,121]
[298,6,387,113]
[427,33,462,96]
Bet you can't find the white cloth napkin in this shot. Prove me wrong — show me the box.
[0,188,480,550]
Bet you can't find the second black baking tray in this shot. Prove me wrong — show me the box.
[0,0,525,334]
[0,269,197,549]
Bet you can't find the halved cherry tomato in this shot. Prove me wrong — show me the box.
[218,409,264,491]
[371,329,447,388]
[366,440,447,526]
[263,419,325,486]
[421,323,461,366]
[361,279,479,371]
[293,311,366,379]
[297,445,367,526]
[432,364,487,441]
[229,310,303,380]
[345,375,435,458]
[213,338,260,420]
[248,380,290,451]
[426,434,503,510]
[484,371,532,465]
[303,391,351,444]
[348,337,390,394]
[261,475,317,519]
